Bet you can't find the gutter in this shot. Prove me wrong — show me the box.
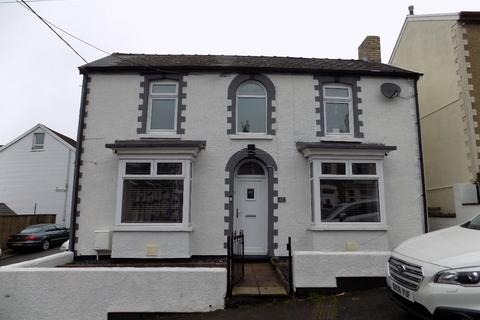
[61,149,73,226]
[414,79,429,233]
[69,74,89,254]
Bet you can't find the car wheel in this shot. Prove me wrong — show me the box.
[41,239,50,251]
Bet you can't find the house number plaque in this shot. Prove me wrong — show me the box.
[278,197,286,203]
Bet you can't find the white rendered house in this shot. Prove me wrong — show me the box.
[72,40,427,288]
[0,124,76,226]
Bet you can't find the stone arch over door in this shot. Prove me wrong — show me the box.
[224,147,278,256]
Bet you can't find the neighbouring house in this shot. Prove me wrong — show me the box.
[71,37,426,290]
[0,203,16,216]
[0,124,76,226]
[390,9,480,230]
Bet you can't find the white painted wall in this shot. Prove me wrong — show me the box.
[111,230,191,258]
[429,183,480,231]
[293,251,390,288]
[0,126,75,226]
[76,72,424,283]
[0,253,226,320]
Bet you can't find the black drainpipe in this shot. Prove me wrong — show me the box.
[414,78,429,233]
[69,73,89,255]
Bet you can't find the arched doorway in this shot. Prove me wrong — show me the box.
[225,147,277,257]
[234,160,268,255]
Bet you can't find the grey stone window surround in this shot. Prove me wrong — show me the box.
[314,75,364,138]
[138,73,187,135]
[224,147,279,257]
[227,74,276,135]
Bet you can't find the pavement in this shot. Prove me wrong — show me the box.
[0,247,60,266]
[118,287,419,320]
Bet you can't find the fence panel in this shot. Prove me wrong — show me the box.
[0,215,56,250]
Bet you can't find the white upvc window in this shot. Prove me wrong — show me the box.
[32,132,45,150]
[310,159,386,226]
[147,82,178,133]
[236,81,267,134]
[115,159,192,226]
[323,84,353,137]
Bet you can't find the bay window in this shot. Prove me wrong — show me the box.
[116,159,191,225]
[310,160,385,225]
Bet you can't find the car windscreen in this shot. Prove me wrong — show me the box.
[19,227,43,234]
[463,215,480,230]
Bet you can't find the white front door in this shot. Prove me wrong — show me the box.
[234,177,268,255]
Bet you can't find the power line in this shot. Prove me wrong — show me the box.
[0,0,69,4]
[16,0,177,73]
[31,13,110,55]
[17,0,88,63]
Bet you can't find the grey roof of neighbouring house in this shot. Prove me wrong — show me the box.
[0,203,16,216]
[46,127,77,148]
[80,53,421,78]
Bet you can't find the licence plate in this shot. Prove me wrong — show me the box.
[391,281,414,302]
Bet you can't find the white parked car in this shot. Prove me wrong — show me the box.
[387,215,480,319]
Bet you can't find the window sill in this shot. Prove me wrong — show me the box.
[30,149,45,152]
[138,133,181,139]
[230,134,274,140]
[320,137,363,143]
[111,225,193,232]
[308,224,389,231]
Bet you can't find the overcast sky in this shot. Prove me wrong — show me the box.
[1,0,479,144]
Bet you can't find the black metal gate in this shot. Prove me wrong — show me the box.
[227,230,245,296]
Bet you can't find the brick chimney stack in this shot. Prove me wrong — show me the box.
[358,36,381,63]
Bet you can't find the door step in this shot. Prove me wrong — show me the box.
[231,261,289,297]
[232,286,288,296]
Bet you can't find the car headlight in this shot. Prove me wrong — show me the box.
[435,268,480,286]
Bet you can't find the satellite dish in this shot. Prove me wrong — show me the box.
[381,83,401,99]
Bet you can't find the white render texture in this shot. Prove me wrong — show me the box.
[0,253,226,320]
[76,72,424,271]
[0,125,75,226]
[293,251,391,288]
[111,230,191,258]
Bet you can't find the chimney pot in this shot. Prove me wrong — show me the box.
[358,36,381,63]
[408,5,414,15]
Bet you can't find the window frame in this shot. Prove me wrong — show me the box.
[235,81,268,134]
[32,132,45,151]
[310,159,386,228]
[147,81,178,133]
[115,158,192,226]
[323,84,354,138]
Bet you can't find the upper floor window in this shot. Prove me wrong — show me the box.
[148,82,178,132]
[32,133,45,150]
[236,81,267,133]
[323,84,353,137]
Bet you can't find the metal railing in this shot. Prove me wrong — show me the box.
[227,230,244,296]
[287,236,294,295]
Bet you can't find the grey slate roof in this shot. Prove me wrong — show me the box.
[80,53,420,78]
[0,203,16,216]
[46,126,77,148]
